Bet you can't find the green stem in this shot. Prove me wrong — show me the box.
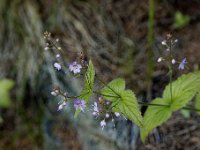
[138,101,200,112]
[146,0,155,101]
[168,38,173,103]
[169,65,173,103]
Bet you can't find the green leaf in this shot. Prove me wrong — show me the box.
[195,92,200,115]
[84,60,95,90]
[0,79,14,108]
[101,78,125,101]
[74,60,95,117]
[101,79,143,127]
[163,72,200,111]
[140,98,172,143]
[173,11,190,29]
[180,109,191,118]
[113,90,143,127]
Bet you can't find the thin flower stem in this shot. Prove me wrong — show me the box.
[169,65,173,103]
[169,39,173,103]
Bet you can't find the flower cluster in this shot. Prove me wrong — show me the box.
[91,97,121,129]
[158,34,187,70]
[44,32,123,130]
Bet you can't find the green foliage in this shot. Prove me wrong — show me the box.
[173,11,190,29]
[195,92,200,115]
[101,78,125,101]
[0,79,15,108]
[140,98,171,143]
[141,72,200,142]
[74,60,95,117]
[163,72,200,111]
[180,109,191,118]
[101,78,143,127]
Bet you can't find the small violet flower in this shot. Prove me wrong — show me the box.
[74,99,86,111]
[92,102,99,116]
[178,58,187,70]
[100,120,106,129]
[58,102,67,111]
[54,62,61,70]
[69,61,82,74]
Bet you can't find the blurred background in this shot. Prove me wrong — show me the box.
[0,0,200,149]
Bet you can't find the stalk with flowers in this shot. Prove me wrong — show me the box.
[44,31,200,143]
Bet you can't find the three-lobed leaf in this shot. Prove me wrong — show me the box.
[101,78,143,127]
[113,90,143,127]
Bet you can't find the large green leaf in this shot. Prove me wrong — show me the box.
[140,98,172,143]
[101,78,125,101]
[163,72,200,111]
[74,60,95,117]
[0,79,15,108]
[112,90,143,127]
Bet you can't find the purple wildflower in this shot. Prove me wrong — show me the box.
[74,99,86,111]
[54,62,61,70]
[69,61,82,74]
[100,120,106,129]
[178,58,187,70]
[58,102,67,111]
[92,102,99,116]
